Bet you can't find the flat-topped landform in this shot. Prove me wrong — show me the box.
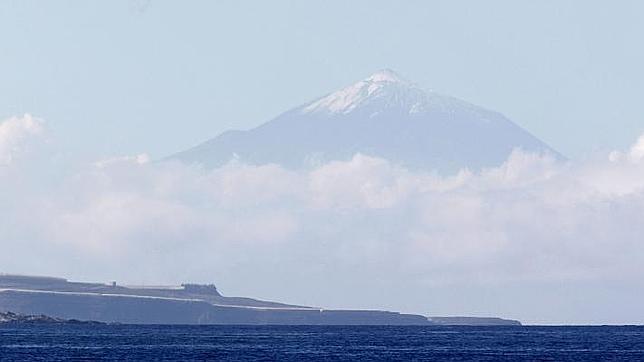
[0,274,520,326]
[429,316,521,326]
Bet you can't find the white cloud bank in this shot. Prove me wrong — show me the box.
[0,114,43,166]
[2,114,644,324]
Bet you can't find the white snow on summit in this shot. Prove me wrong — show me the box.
[302,69,483,117]
[302,69,418,114]
[364,68,409,83]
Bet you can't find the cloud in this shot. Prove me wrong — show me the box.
[93,154,150,168]
[0,114,44,166]
[2,114,644,323]
[610,134,644,163]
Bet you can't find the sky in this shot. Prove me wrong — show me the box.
[1,0,644,160]
[2,1,644,325]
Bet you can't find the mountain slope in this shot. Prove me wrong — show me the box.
[171,69,560,172]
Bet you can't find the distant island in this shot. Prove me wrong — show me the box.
[0,274,520,326]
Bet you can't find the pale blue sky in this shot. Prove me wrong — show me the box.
[1,0,643,160]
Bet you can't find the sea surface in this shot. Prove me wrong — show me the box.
[1,324,643,361]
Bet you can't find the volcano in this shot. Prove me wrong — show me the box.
[171,69,560,172]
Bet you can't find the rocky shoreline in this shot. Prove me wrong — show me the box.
[0,311,103,325]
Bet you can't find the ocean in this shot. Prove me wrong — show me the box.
[1,324,643,361]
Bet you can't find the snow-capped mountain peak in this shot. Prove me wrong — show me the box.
[364,68,409,83]
[302,69,422,115]
[171,69,562,172]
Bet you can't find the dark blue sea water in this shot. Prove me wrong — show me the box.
[1,325,643,361]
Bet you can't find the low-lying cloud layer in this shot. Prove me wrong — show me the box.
[2,115,644,324]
